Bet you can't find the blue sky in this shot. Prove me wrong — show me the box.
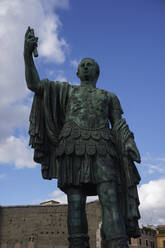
[0,0,165,225]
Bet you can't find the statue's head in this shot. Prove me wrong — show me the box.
[77,58,100,83]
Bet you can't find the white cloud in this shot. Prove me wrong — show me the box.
[148,164,164,174]
[138,178,165,225]
[157,157,165,162]
[0,136,36,168]
[70,81,80,85]
[49,189,98,204]
[0,0,69,168]
[39,15,68,63]
[41,0,69,12]
[54,70,68,82]
[56,75,68,82]
[46,69,68,82]
[50,189,67,204]
[70,59,80,68]
[141,153,165,175]
[0,0,69,106]
[0,103,30,141]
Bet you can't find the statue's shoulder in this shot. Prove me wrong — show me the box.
[108,91,118,99]
[95,88,110,98]
[41,79,71,90]
[96,89,119,101]
[107,91,123,112]
[107,91,120,103]
[68,84,80,94]
[70,84,80,89]
[49,80,70,87]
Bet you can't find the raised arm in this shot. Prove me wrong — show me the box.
[24,27,41,93]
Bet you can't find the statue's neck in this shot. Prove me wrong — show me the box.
[80,80,96,88]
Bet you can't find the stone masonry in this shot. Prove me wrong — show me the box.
[0,201,102,248]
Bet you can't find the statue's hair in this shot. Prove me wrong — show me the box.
[78,58,100,79]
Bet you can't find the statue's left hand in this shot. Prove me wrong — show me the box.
[125,139,141,163]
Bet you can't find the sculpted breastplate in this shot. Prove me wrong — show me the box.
[65,86,109,129]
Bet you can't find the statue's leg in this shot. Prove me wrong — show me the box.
[67,186,90,248]
[97,181,128,248]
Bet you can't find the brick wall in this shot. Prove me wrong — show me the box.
[0,201,101,248]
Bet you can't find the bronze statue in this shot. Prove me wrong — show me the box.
[24,27,141,248]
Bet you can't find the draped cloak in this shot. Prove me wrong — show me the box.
[29,79,141,238]
[29,79,69,179]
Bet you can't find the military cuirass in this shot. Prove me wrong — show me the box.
[56,85,118,158]
[65,85,109,129]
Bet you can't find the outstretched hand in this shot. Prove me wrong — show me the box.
[24,26,38,56]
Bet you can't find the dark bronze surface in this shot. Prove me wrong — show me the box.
[24,27,141,248]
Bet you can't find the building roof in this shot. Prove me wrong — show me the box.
[157,225,165,230]
[40,200,60,205]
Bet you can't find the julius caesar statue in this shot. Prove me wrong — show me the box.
[24,27,141,248]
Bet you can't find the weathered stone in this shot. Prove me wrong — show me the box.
[0,201,101,248]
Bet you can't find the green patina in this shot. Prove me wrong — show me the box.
[24,27,141,248]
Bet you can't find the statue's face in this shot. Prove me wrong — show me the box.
[77,58,98,81]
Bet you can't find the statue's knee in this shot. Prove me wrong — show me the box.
[98,181,118,206]
[68,194,85,211]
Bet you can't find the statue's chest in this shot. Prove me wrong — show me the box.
[67,86,108,115]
